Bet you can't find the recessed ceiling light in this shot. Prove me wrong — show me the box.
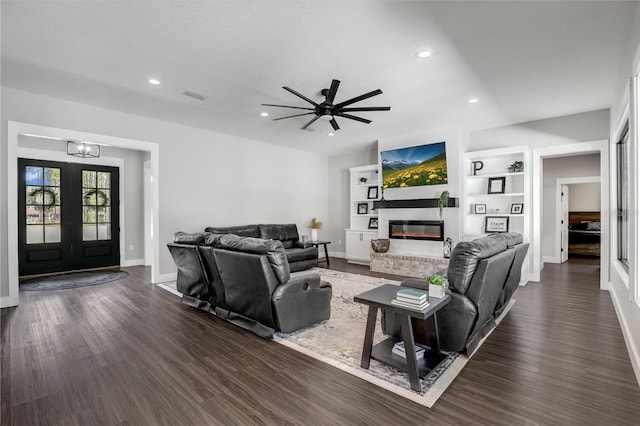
[468,98,479,104]
[328,132,335,136]
[415,50,432,59]
[260,112,269,117]
[148,79,160,85]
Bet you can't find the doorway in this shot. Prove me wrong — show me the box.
[18,158,120,276]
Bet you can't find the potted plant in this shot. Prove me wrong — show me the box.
[507,161,524,173]
[309,217,322,241]
[427,273,447,298]
[438,190,450,222]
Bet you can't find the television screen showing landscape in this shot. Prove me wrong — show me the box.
[381,141,448,188]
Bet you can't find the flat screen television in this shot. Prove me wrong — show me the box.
[380,141,448,188]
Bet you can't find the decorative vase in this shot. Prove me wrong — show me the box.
[429,284,446,298]
[371,239,390,253]
[443,237,453,259]
[311,229,318,241]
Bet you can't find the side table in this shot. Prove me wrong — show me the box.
[354,284,451,392]
[302,240,331,266]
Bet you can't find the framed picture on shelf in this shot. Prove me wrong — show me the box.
[485,216,509,233]
[368,217,379,229]
[367,186,379,199]
[487,177,506,194]
[510,203,524,214]
[474,204,487,214]
[357,203,368,215]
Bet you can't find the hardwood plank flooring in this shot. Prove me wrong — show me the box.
[2,259,639,425]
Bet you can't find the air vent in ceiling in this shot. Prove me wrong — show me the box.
[183,90,210,101]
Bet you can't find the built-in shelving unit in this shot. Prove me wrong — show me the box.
[346,164,379,264]
[463,146,531,282]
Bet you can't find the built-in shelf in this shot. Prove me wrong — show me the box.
[466,193,525,197]
[352,214,378,217]
[373,198,459,210]
[466,172,525,179]
[465,214,526,218]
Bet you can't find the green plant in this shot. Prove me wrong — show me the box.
[438,190,450,221]
[507,161,524,173]
[427,273,445,286]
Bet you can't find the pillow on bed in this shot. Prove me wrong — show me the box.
[586,221,601,231]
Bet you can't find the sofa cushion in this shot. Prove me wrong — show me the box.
[286,247,318,263]
[447,235,508,294]
[218,234,290,284]
[173,231,211,245]
[259,224,300,248]
[498,232,524,247]
[204,225,260,238]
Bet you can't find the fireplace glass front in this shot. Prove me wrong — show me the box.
[388,220,444,241]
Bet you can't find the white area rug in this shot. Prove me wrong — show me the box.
[157,268,514,408]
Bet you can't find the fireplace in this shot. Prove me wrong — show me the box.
[388,220,444,241]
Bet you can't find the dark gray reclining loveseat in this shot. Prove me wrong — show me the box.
[382,232,529,354]
[204,224,318,272]
[167,232,332,337]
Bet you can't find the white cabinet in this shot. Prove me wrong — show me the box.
[463,146,531,283]
[346,164,379,264]
[346,230,377,265]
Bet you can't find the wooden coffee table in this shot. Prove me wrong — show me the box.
[354,284,451,392]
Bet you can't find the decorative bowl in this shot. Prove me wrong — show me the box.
[371,239,390,253]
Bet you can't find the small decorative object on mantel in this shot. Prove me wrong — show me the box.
[443,237,453,258]
[379,185,385,201]
[427,273,447,298]
[438,190,450,221]
[359,177,368,183]
[309,217,322,241]
[507,161,524,173]
[371,238,390,253]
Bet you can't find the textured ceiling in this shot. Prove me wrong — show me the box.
[1,1,635,155]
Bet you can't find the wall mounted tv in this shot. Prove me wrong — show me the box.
[381,141,448,188]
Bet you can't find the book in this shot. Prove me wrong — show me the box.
[390,298,430,310]
[396,294,426,304]
[396,288,427,301]
[392,341,425,358]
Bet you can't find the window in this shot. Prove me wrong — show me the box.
[616,122,629,269]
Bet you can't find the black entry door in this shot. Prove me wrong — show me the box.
[18,159,120,276]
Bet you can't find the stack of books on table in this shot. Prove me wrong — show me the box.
[392,341,425,358]
[390,288,429,310]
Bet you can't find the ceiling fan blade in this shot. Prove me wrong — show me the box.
[334,89,383,108]
[340,106,391,112]
[301,115,321,130]
[261,103,315,110]
[283,86,319,107]
[326,79,341,103]
[273,112,315,121]
[335,112,372,124]
[330,118,340,131]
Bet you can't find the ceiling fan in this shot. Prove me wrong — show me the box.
[262,79,390,131]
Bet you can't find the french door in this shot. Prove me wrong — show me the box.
[18,159,120,276]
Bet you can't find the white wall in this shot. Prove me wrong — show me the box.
[542,154,600,258]
[568,182,601,212]
[327,144,378,257]
[1,87,329,300]
[377,127,463,256]
[608,0,640,385]
[17,135,146,263]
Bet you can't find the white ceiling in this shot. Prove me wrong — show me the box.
[1,1,635,155]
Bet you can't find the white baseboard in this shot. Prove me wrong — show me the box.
[542,256,559,264]
[121,259,144,267]
[609,286,640,387]
[0,295,19,308]
[155,272,177,284]
[328,251,346,259]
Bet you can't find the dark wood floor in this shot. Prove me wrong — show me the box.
[2,258,639,425]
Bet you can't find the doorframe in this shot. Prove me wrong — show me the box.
[532,140,609,289]
[549,176,601,264]
[17,147,126,267]
[3,121,160,308]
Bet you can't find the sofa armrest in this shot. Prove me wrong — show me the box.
[271,274,332,334]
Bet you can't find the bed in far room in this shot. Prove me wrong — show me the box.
[568,211,601,257]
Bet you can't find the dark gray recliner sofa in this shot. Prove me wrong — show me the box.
[382,233,529,355]
[204,224,318,272]
[167,232,332,337]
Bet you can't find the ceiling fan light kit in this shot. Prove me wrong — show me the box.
[262,79,390,131]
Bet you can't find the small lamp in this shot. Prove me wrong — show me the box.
[67,141,100,158]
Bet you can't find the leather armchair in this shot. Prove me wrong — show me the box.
[382,233,528,354]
